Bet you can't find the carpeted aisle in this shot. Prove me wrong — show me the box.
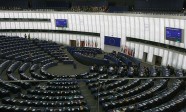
[47,48,103,112]
[47,49,89,76]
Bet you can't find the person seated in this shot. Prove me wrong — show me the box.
[90,66,94,72]
[117,66,124,75]
[112,50,117,56]
[99,66,106,73]
[144,67,150,76]
[167,64,170,69]
[128,67,134,77]
[80,106,84,111]
[29,52,33,59]
[108,66,115,75]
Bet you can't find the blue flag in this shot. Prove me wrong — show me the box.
[104,36,121,47]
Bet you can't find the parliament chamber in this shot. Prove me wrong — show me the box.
[0,0,185,112]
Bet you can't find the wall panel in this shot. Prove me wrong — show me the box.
[134,17,140,39]
[149,18,155,42]
[95,15,100,33]
[177,54,183,69]
[134,43,139,58]
[75,14,80,32]
[182,56,186,69]
[139,17,145,40]
[104,15,109,36]
[100,15,105,49]
[87,15,92,33]
[130,17,135,37]
[164,19,170,45]
[112,16,117,37]
[159,18,165,43]
[172,52,178,67]
[120,16,126,46]
[147,46,153,63]
[144,17,150,40]
[116,16,122,39]
[162,50,168,66]
[0,11,186,69]
[83,15,88,33]
[167,51,173,66]
[125,16,130,37]
[79,14,85,32]
[138,44,144,59]
[107,16,113,36]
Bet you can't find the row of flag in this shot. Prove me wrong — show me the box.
[76,39,98,48]
[121,46,135,57]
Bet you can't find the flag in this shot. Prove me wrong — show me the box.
[95,41,98,48]
[104,36,121,47]
[92,40,94,47]
[88,40,90,47]
[128,48,130,56]
[126,46,129,55]
[124,46,127,54]
[132,48,135,57]
[85,40,88,47]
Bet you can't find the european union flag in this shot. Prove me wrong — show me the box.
[104,36,121,47]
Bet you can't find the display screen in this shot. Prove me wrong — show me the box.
[166,27,182,42]
[56,19,67,27]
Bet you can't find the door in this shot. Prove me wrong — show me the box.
[152,55,162,66]
[155,56,162,66]
[70,40,76,47]
[80,41,85,47]
[143,52,148,62]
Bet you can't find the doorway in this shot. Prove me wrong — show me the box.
[80,41,85,47]
[152,55,162,66]
[143,52,148,62]
[70,40,76,47]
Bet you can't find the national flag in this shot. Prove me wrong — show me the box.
[132,48,135,57]
[95,41,98,48]
[92,40,94,47]
[124,46,127,54]
[128,48,130,56]
[126,46,129,55]
[88,40,90,47]
[85,40,88,47]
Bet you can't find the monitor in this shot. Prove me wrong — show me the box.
[56,19,67,27]
[166,27,182,42]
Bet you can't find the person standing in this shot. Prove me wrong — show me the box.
[24,34,27,39]
[28,34,31,40]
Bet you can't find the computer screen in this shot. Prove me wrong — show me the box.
[166,27,182,42]
[56,19,67,27]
